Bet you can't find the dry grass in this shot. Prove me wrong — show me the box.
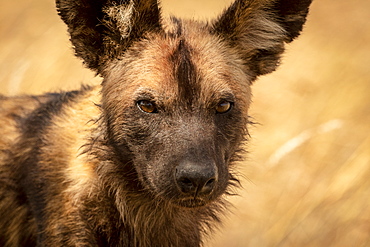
[1,0,369,246]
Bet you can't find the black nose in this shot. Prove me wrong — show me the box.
[175,161,218,196]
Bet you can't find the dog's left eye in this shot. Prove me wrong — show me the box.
[216,101,233,114]
[137,100,158,113]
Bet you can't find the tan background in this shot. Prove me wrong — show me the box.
[1,0,369,246]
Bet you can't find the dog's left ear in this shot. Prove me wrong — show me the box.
[56,0,162,75]
[213,0,312,78]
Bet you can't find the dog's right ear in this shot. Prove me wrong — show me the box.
[212,0,312,79]
[56,0,162,75]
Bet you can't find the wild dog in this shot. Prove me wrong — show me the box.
[0,0,312,246]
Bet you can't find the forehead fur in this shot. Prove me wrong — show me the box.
[103,17,252,111]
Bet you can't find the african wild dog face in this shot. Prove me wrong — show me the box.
[56,0,312,207]
[101,21,252,207]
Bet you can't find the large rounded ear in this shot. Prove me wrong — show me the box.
[212,0,312,78]
[56,0,162,75]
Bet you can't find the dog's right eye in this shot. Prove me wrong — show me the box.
[215,101,233,114]
[137,100,158,113]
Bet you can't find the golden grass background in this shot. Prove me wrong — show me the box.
[1,0,369,246]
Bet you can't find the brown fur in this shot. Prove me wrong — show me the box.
[0,0,312,246]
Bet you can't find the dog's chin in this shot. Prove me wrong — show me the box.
[170,197,210,208]
[148,183,222,208]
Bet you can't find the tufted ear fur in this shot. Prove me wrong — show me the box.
[212,0,312,78]
[56,0,162,75]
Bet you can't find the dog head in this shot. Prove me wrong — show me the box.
[57,0,312,207]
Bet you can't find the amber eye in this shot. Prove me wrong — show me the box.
[137,100,158,113]
[215,101,233,114]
